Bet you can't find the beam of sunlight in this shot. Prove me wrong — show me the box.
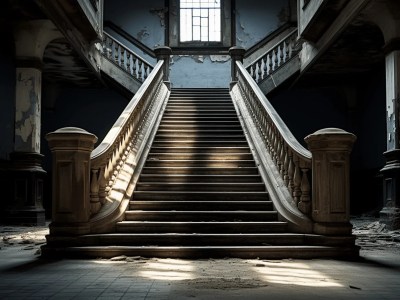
[139,259,195,281]
[252,261,344,287]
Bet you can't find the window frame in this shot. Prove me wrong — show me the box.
[167,0,233,54]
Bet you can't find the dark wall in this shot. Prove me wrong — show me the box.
[269,69,386,214]
[0,31,15,160]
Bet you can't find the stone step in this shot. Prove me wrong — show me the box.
[153,135,246,142]
[158,124,243,129]
[144,159,256,168]
[155,130,245,136]
[132,191,269,201]
[151,141,249,147]
[116,221,287,233]
[160,120,241,126]
[138,174,261,183]
[135,182,266,192]
[47,233,308,247]
[140,167,260,175]
[129,200,272,210]
[149,146,251,153]
[41,245,359,259]
[124,210,278,221]
[146,153,254,160]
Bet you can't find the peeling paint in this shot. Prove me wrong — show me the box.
[137,29,150,41]
[14,68,41,153]
[210,55,231,63]
[150,7,168,27]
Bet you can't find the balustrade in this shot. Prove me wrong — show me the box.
[89,60,168,214]
[102,32,153,82]
[246,29,299,83]
[234,69,312,215]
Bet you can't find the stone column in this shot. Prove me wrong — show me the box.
[46,127,98,235]
[381,43,400,229]
[305,128,356,235]
[154,46,172,90]
[4,20,62,225]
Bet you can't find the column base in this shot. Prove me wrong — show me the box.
[1,152,47,226]
[380,149,400,230]
[313,222,353,235]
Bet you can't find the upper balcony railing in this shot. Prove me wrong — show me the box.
[245,28,300,84]
[102,32,154,83]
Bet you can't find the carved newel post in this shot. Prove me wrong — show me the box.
[305,128,356,235]
[229,46,246,89]
[154,46,172,90]
[46,127,98,235]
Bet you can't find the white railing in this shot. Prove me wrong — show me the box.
[245,29,299,83]
[102,32,154,82]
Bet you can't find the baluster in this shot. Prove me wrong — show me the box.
[283,149,289,186]
[263,55,268,77]
[121,48,126,69]
[298,168,311,215]
[283,41,288,63]
[272,49,278,71]
[126,52,131,73]
[288,38,294,58]
[144,65,149,80]
[132,57,137,79]
[293,159,302,204]
[268,52,273,74]
[279,44,284,67]
[114,42,119,64]
[107,38,113,59]
[98,167,106,205]
[257,61,262,82]
[138,60,143,81]
[287,152,295,194]
[90,168,100,214]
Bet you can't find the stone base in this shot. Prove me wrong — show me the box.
[313,222,353,235]
[49,222,91,236]
[380,207,400,230]
[3,208,45,226]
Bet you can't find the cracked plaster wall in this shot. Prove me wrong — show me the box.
[235,0,289,49]
[105,0,290,87]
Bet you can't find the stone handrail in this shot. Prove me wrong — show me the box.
[230,58,356,234]
[102,32,154,82]
[235,61,312,217]
[89,59,168,216]
[245,28,299,83]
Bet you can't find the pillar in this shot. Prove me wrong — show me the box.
[154,46,172,90]
[3,20,63,225]
[305,128,356,235]
[46,127,98,235]
[228,46,246,90]
[381,41,400,229]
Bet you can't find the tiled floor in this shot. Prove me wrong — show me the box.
[0,245,399,300]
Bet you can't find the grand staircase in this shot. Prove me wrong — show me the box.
[43,88,358,258]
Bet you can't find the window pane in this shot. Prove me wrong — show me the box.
[180,9,192,42]
[193,16,200,25]
[193,26,200,40]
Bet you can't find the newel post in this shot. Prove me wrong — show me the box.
[304,128,356,235]
[229,46,246,90]
[154,46,172,90]
[46,127,98,235]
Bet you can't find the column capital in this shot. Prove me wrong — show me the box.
[384,37,400,55]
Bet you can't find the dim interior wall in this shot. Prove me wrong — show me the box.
[235,0,290,49]
[0,34,15,160]
[269,73,386,214]
[104,0,165,50]
[41,86,128,171]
